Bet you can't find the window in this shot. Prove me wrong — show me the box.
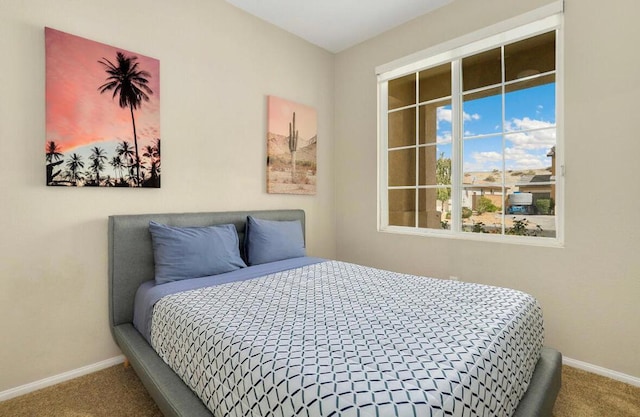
[377,5,563,246]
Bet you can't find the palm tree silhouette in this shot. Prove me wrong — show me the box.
[142,144,157,162]
[89,146,107,186]
[151,137,161,175]
[116,140,136,186]
[142,139,161,187]
[46,141,64,163]
[46,140,64,185]
[98,52,153,186]
[64,168,85,186]
[103,176,116,187]
[110,155,125,185]
[66,153,85,186]
[116,140,135,163]
[142,140,160,169]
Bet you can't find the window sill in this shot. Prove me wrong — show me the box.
[379,225,564,248]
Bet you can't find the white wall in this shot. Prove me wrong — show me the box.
[0,0,335,392]
[334,0,640,378]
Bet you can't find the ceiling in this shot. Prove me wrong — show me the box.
[224,0,454,53]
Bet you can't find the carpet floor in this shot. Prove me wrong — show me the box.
[0,364,638,416]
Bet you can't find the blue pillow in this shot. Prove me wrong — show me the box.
[149,221,247,284]
[245,216,306,266]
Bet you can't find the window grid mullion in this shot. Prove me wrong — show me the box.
[414,72,420,229]
[379,81,390,230]
[554,27,563,243]
[501,45,507,236]
[389,95,454,114]
[460,69,555,98]
[451,60,462,233]
[464,126,557,142]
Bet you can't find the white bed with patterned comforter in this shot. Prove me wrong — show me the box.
[141,259,543,417]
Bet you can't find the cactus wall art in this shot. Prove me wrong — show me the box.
[267,96,317,195]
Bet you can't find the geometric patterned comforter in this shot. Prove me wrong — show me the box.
[151,260,544,417]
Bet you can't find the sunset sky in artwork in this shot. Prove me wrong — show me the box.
[45,27,160,160]
[268,96,317,143]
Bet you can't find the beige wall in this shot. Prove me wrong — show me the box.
[335,0,640,378]
[0,0,335,392]
[2,0,639,396]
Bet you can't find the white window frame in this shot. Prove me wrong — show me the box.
[377,2,564,247]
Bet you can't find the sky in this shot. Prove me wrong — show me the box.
[267,95,317,144]
[45,27,160,181]
[435,82,556,173]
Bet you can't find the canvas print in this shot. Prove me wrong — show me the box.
[45,28,160,187]
[267,96,317,195]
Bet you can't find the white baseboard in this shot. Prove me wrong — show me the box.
[0,355,125,403]
[563,356,640,387]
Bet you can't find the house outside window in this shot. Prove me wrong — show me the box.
[377,4,563,246]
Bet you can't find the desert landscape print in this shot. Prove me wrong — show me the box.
[267,96,317,195]
[45,28,160,187]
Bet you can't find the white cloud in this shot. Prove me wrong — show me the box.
[474,151,502,163]
[437,114,555,172]
[503,117,555,169]
[437,131,452,143]
[436,108,454,142]
[505,119,556,151]
[504,147,548,170]
[506,131,556,150]
[437,107,480,123]
[464,117,555,171]
[437,107,452,123]
[505,117,554,132]
[463,151,502,172]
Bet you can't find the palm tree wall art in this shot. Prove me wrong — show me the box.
[45,27,160,187]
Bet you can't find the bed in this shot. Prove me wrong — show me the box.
[108,209,561,417]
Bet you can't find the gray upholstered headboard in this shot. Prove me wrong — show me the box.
[108,209,305,330]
